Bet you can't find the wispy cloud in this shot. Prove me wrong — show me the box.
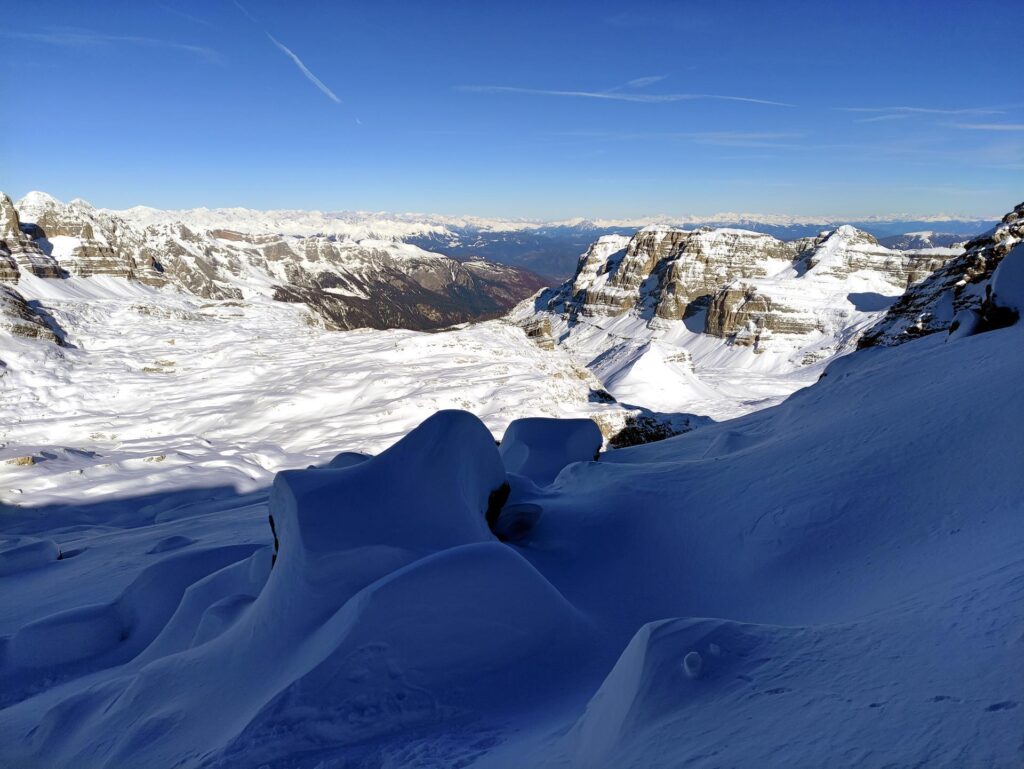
[837,106,1004,116]
[855,113,911,124]
[3,26,220,62]
[618,75,668,90]
[156,2,215,28]
[950,123,1024,131]
[231,0,259,23]
[266,34,341,104]
[457,83,793,107]
[232,1,342,106]
[541,129,805,149]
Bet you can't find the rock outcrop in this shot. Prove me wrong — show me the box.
[859,202,1024,347]
[0,194,62,279]
[0,284,61,343]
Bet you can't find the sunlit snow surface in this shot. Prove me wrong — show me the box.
[0,275,1022,768]
[0,276,625,510]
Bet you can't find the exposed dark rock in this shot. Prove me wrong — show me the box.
[0,284,63,343]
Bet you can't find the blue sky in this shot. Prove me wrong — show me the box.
[1,0,1021,218]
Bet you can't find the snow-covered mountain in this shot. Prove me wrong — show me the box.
[513,222,964,417]
[0,211,1020,768]
[0,192,548,333]
[30,196,994,278]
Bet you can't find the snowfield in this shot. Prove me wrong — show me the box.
[0,275,626,513]
[0,260,1022,767]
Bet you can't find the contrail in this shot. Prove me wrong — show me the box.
[266,33,341,104]
[232,0,341,105]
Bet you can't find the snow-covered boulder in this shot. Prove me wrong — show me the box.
[499,416,603,486]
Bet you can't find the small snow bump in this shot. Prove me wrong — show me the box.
[682,650,703,679]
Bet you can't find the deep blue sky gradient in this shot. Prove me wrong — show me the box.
[1,0,1021,217]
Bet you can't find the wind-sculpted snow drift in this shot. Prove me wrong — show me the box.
[1,292,1022,767]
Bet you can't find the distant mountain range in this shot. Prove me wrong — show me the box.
[88,200,996,278]
[0,192,548,333]
[0,191,1003,346]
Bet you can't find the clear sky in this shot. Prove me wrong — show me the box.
[1,0,1021,218]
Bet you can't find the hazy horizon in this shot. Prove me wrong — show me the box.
[3,187,1009,223]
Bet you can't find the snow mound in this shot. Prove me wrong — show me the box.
[0,410,591,768]
[568,618,774,766]
[499,417,603,487]
[270,410,505,580]
[0,535,61,576]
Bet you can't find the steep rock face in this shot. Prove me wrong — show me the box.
[859,202,1024,347]
[653,228,797,320]
[704,284,815,350]
[0,284,60,343]
[59,222,136,278]
[542,227,797,322]
[3,192,548,332]
[0,194,61,279]
[703,226,961,353]
[0,246,19,282]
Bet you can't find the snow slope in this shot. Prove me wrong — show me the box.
[0,276,1020,767]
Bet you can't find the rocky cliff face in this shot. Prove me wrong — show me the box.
[528,222,961,357]
[542,227,798,323]
[0,192,548,335]
[703,226,961,354]
[0,194,62,279]
[859,201,1024,347]
[0,284,61,343]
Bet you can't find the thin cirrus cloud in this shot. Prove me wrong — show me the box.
[3,27,220,62]
[458,82,793,108]
[854,113,912,124]
[950,123,1024,131]
[837,106,1005,116]
[585,130,802,147]
[155,1,215,28]
[614,75,669,90]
